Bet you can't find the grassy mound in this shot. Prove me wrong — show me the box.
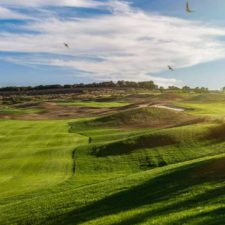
[70,107,201,130]
[84,124,225,170]
[88,124,207,158]
[90,131,180,157]
[185,93,225,103]
[58,100,129,108]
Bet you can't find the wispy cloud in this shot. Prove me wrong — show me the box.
[0,0,105,8]
[0,6,29,19]
[0,0,225,86]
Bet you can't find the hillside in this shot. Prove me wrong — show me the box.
[1,91,225,225]
[70,106,202,130]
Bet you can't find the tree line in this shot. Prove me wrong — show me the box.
[0,81,209,93]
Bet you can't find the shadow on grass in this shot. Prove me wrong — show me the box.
[90,133,179,157]
[205,123,225,143]
[111,184,225,225]
[47,158,225,225]
[172,207,225,225]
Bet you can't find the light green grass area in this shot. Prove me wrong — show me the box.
[176,102,225,117]
[0,107,44,115]
[0,120,87,199]
[58,100,129,108]
[183,92,225,103]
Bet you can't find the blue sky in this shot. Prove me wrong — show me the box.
[1,0,225,89]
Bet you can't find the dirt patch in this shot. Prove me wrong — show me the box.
[15,102,41,108]
[0,102,128,120]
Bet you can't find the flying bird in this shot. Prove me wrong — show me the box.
[64,43,69,48]
[186,1,194,13]
[168,65,175,71]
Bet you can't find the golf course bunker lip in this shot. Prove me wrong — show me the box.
[138,103,150,108]
[152,105,185,112]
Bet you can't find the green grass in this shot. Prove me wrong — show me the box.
[175,102,225,117]
[70,107,199,130]
[2,93,225,224]
[183,92,225,103]
[1,118,225,224]
[2,149,225,225]
[58,100,129,108]
[0,119,87,199]
[0,107,44,115]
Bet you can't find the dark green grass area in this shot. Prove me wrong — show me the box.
[2,153,225,225]
[49,156,225,225]
[72,123,225,174]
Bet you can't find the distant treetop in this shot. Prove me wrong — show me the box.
[0,81,209,93]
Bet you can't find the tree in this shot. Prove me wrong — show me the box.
[182,86,191,92]
[168,86,180,90]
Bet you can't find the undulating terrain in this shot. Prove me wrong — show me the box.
[1,90,225,224]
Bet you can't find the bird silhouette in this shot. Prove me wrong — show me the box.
[168,65,175,71]
[186,1,194,13]
[64,43,69,48]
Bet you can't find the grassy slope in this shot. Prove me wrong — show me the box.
[70,107,199,130]
[176,102,225,117]
[175,93,225,117]
[1,120,225,224]
[0,120,87,199]
[58,100,129,108]
[0,107,44,115]
[2,93,225,224]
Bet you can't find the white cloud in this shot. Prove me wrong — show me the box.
[0,0,225,86]
[0,0,104,8]
[0,6,28,19]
